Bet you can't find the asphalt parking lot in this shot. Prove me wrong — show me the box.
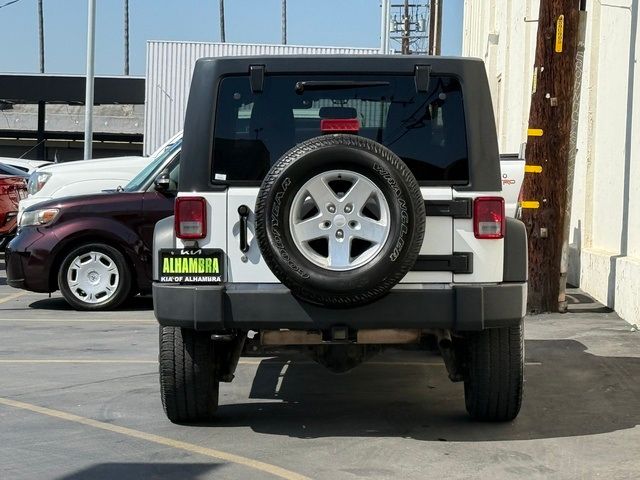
[1,252,640,479]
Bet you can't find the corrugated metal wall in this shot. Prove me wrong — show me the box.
[144,41,380,154]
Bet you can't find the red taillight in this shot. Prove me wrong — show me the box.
[320,118,360,134]
[473,197,505,239]
[175,197,207,239]
[7,186,19,203]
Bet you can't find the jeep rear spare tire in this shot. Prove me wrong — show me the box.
[255,134,426,307]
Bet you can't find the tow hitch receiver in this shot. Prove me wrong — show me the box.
[260,329,422,345]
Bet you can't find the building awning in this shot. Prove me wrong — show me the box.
[0,74,145,105]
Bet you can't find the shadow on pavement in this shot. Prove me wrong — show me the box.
[206,339,640,442]
[566,290,613,314]
[27,296,154,311]
[56,463,221,480]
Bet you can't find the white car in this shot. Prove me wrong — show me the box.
[19,132,182,219]
[0,157,52,174]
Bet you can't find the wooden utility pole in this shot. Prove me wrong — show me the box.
[428,0,442,55]
[435,0,442,54]
[522,0,581,312]
[401,0,410,54]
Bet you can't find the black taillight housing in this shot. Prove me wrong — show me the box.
[473,197,505,239]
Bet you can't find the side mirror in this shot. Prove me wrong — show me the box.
[154,171,172,191]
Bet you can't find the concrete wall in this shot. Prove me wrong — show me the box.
[463,0,640,325]
[0,104,144,161]
[0,104,144,136]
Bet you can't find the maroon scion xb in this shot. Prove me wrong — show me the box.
[5,141,180,310]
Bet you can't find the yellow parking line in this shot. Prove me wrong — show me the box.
[0,359,543,366]
[0,359,438,366]
[0,291,28,305]
[0,359,156,364]
[0,318,155,323]
[244,360,544,366]
[0,396,310,480]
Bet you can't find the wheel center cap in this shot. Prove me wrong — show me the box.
[333,214,347,227]
[88,271,101,284]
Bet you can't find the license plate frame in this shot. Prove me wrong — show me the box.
[159,248,223,284]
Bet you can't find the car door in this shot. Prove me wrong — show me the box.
[222,75,455,284]
[225,187,454,284]
[192,73,463,285]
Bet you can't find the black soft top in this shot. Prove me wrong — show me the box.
[180,55,500,192]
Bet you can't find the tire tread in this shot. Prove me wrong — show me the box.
[464,321,524,421]
[159,326,219,423]
[255,134,426,307]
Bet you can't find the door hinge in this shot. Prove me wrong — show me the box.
[412,253,473,274]
[249,65,265,93]
[424,198,472,218]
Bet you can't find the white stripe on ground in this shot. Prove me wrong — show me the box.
[0,397,311,480]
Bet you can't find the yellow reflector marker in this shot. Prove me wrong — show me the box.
[528,128,544,137]
[520,201,540,209]
[524,165,543,173]
[555,15,564,53]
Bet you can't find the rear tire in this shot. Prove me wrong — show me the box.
[464,321,524,421]
[159,326,219,423]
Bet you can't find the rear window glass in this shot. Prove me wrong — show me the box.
[211,74,468,184]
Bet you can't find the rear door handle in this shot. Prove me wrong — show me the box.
[237,205,250,253]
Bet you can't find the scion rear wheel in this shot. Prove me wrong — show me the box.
[58,243,132,311]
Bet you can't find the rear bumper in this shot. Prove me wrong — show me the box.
[153,282,527,332]
[5,247,28,289]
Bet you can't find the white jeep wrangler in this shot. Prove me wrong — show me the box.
[152,56,528,423]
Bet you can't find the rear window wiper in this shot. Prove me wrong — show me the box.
[295,80,390,94]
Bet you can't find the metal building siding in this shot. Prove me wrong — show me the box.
[144,41,379,154]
